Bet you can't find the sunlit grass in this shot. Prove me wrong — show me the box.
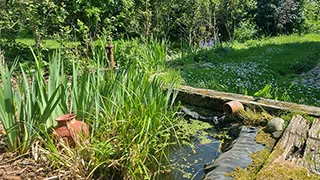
[165,34,320,106]
[232,34,320,49]
[16,38,79,49]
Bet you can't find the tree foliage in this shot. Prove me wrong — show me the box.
[0,0,67,49]
[303,0,320,33]
[0,0,319,45]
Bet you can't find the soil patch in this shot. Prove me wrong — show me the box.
[0,152,58,180]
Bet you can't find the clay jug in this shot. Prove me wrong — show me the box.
[223,101,244,116]
[54,114,90,146]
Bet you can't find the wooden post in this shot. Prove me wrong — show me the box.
[106,37,116,69]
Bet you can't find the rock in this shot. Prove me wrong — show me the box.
[28,172,36,177]
[271,130,283,139]
[227,125,243,138]
[203,126,265,180]
[266,117,284,133]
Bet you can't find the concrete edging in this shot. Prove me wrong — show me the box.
[174,85,320,117]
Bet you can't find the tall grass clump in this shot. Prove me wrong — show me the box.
[239,107,273,126]
[0,40,180,178]
[40,58,180,179]
[0,51,65,153]
[113,37,167,73]
[87,66,179,179]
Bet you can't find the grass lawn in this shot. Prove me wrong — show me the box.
[16,38,80,49]
[165,34,320,106]
[8,35,320,106]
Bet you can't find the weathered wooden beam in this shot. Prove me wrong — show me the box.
[174,85,320,117]
[256,115,320,178]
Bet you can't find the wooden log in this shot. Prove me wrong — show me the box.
[273,115,309,164]
[262,115,320,175]
[305,118,320,175]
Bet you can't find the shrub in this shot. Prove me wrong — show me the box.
[234,19,258,43]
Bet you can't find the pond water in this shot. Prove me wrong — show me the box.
[160,119,222,179]
[167,134,220,179]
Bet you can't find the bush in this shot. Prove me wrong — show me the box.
[114,38,166,72]
[234,19,258,43]
[0,40,33,65]
[303,0,320,33]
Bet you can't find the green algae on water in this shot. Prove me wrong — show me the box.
[176,119,216,145]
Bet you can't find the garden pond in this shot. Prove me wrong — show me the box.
[158,105,232,179]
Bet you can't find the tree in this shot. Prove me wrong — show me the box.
[274,0,304,34]
[303,0,320,33]
[256,0,278,35]
[256,0,305,35]
[0,0,67,49]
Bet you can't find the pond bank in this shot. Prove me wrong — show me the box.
[173,85,320,116]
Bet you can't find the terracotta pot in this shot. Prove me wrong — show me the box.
[54,114,89,146]
[223,101,244,116]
